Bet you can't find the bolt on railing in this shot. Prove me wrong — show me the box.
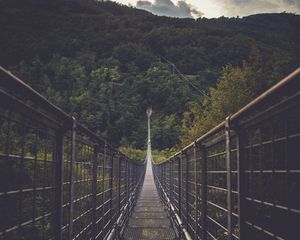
[153,68,300,240]
[0,66,146,240]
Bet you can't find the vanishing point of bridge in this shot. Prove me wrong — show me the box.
[123,108,176,239]
[0,66,300,240]
[123,141,176,239]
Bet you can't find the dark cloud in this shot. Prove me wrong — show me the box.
[136,0,203,18]
[284,0,300,7]
[218,0,300,16]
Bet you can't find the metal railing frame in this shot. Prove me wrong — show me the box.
[0,66,146,240]
[153,67,300,240]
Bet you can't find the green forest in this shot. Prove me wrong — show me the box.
[0,0,299,160]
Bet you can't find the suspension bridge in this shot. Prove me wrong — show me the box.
[0,65,299,240]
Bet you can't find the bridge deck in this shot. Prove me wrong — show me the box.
[123,161,176,240]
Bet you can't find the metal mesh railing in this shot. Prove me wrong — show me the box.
[153,68,300,240]
[0,66,146,240]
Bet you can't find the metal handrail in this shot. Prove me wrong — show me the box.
[158,67,300,164]
[152,67,300,240]
[0,66,124,151]
[0,66,146,240]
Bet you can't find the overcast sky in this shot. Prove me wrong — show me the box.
[111,0,300,18]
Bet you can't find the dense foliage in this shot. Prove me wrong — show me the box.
[181,46,267,145]
[0,0,299,155]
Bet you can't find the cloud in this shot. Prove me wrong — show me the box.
[218,0,300,16]
[284,0,300,7]
[136,0,203,18]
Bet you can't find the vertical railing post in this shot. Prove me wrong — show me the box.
[170,160,173,204]
[237,128,244,239]
[54,127,64,240]
[126,159,130,218]
[170,158,174,204]
[185,151,189,230]
[179,152,183,238]
[169,161,172,199]
[118,154,124,239]
[165,162,168,205]
[160,164,163,188]
[158,165,160,187]
[193,142,198,239]
[124,157,128,200]
[166,162,168,199]
[128,160,131,200]
[68,118,76,240]
[101,141,107,237]
[136,164,138,186]
[164,163,166,204]
[92,143,99,240]
[117,154,121,239]
[200,144,207,240]
[118,154,121,216]
[109,150,114,229]
[162,164,164,191]
[225,116,232,239]
[132,162,136,189]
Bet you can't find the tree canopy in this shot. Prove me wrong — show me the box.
[0,0,299,154]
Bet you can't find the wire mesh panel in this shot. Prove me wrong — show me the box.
[72,136,94,239]
[119,158,127,213]
[241,92,300,240]
[230,136,239,239]
[186,147,197,238]
[167,158,176,216]
[172,156,181,217]
[94,145,105,239]
[0,67,146,240]
[128,162,133,202]
[102,148,113,238]
[152,68,300,240]
[62,134,72,239]
[0,104,58,240]
[195,144,205,240]
[181,152,188,226]
[205,136,228,239]
[111,153,120,228]
[165,161,171,201]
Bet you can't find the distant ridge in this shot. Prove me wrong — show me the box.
[0,0,299,148]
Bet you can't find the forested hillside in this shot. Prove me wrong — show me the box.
[0,0,299,153]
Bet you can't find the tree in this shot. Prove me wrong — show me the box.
[180,46,267,145]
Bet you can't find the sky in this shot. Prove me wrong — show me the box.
[111,0,300,18]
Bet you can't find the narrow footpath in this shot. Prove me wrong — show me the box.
[123,159,176,240]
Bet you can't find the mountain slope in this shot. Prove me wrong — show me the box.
[0,0,299,149]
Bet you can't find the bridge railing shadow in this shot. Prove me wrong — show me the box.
[0,66,146,240]
[153,68,300,240]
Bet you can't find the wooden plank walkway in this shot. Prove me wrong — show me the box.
[123,160,176,240]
